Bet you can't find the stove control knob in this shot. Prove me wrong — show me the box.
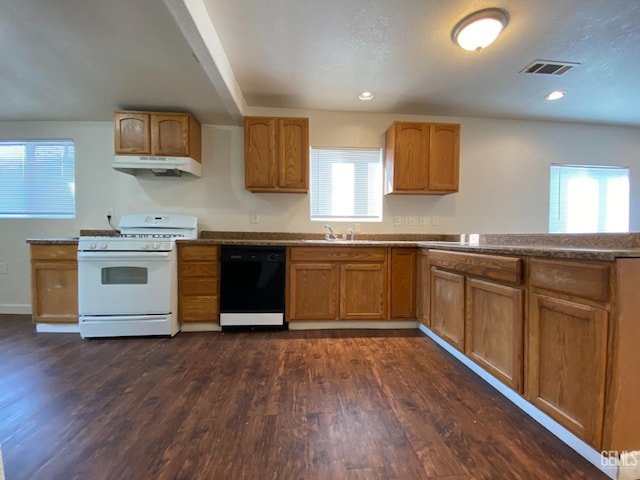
[89,243,97,250]
[153,242,160,250]
[142,243,150,250]
[100,243,108,250]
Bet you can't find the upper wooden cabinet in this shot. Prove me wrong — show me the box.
[244,116,309,192]
[114,111,202,163]
[384,121,460,194]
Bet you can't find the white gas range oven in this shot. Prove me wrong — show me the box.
[77,214,197,339]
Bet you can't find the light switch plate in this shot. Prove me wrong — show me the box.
[0,262,7,274]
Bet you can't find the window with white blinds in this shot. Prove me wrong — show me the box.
[549,164,629,233]
[0,140,75,218]
[310,147,382,221]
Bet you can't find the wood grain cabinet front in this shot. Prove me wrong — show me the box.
[389,248,417,319]
[287,247,387,321]
[178,245,219,323]
[384,121,459,195]
[244,116,309,192]
[527,258,611,449]
[428,249,524,386]
[465,278,523,392]
[114,110,202,162]
[288,263,339,320]
[416,249,430,326]
[430,267,465,351]
[30,244,78,324]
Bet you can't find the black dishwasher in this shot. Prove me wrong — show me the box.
[219,245,286,328]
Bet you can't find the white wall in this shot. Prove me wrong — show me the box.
[1,112,639,311]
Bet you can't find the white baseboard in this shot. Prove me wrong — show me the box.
[0,304,31,315]
[289,320,418,330]
[35,323,80,334]
[179,322,222,332]
[418,324,618,480]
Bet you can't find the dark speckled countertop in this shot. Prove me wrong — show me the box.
[27,231,640,261]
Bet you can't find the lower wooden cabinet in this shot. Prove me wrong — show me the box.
[416,249,430,326]
[287,247,387,321]
[341,263,386,319]
[389,248,417,319]
[465,278,523,392]
[430,267,465,351]
[527,293,608,448]
[178,245,219,323]
[30,243,78,323]
[429,249,524,361]
[287,263,339,320]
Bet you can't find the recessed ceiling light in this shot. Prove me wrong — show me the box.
[452,8,509,52]
[358,91,374,101]
[545,90,567,101]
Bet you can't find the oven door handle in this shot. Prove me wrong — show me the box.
[77,251,172,261]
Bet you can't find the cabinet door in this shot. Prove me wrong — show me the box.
[430,267,465,351]
[390,248,417,319]
[527,294,608,448]
[245,117,278,190]
[114,112,150,154]
[288,263,339,320]
[151,114,190,157]
[465,278,523,392]
[416,250,430,326]
[278,118,308,191]
[340,263,387,320]
[393,122,429,191]
[428,123,459,192]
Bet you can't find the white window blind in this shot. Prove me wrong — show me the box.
[0,140,75,218]
[549,164,629,233]
[310,147,382,221]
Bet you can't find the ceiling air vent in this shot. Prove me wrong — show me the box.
[520,60,580,76]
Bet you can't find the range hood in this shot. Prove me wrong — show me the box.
[113,155,202,177]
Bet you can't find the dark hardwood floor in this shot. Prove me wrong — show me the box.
[0,314,606,480]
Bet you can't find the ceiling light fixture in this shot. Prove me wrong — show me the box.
[452,8,509,52]
[358,91,375,101]
[545,90,567,101]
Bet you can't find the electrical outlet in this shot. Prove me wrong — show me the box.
[405,216,417,226]
[105,208,114,218]
[249,212,260,224]
[393,216,402,226]
[0,262,7,274]
[419,216,428,226]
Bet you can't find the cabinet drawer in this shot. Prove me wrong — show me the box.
[529,259,610,303]
[179,278,218,296]
[429,249,522,285]
[290,247,386,262]
[30,244,78,261]
[179,262,218,278]
[179,296,219,321]
[179,245,219,262]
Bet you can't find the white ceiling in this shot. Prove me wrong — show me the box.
[1,0,639,126]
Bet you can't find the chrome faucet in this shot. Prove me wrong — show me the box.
[324,224,338,240]
[347,228,355,241]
